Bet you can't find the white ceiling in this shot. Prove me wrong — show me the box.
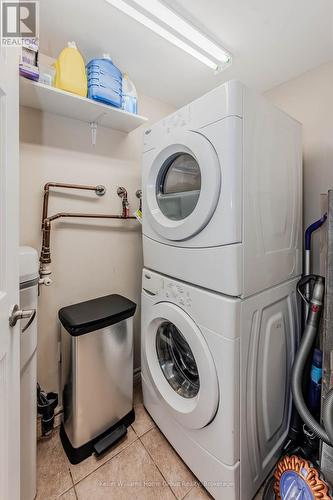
[39,0,333,107]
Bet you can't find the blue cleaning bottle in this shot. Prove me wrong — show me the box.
[307,348,323,419]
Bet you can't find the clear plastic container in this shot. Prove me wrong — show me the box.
[39,64,55,86]
[54,41,87,97]
[122,74,138,114]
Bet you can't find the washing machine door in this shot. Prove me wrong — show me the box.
[145,130,221,241]
[144,301,219,429]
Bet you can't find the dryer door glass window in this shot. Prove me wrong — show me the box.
[156,321,200,398]
[157,153,201,221]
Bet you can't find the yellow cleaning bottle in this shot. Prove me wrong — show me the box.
[54,41,87,97]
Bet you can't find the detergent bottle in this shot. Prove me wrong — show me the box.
[54,42,87,97]
[86,54,122,107]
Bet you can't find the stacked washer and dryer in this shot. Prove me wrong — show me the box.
[140,80,302,500]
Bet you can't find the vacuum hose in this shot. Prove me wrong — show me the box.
[291,274,333,446]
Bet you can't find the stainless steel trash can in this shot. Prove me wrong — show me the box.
[59,294,136,464]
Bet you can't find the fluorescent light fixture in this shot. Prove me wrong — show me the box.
[105,0,231,71]
[131,0,230,64]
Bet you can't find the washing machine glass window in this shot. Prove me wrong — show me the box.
[157,153,201,221]
[156,321,200,398]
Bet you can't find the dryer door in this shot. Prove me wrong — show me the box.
[145,130,221,241]
[144,301,219,429]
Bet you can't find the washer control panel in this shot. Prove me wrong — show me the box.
[142,271,164,296]
[164,279,192,309]
[142,271,192,308]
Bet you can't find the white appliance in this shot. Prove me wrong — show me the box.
[142,80,302,297]
[19,247,39,500]
[141,269,299,500]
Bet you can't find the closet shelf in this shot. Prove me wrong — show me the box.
[19,77,148,133]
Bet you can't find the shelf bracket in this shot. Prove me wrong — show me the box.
[90,121,97,146]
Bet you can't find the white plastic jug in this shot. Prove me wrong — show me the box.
[122,74,138,114]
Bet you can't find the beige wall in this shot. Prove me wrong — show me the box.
[266,61,333,273]
[20,95,175,393]
[23,63,332,393]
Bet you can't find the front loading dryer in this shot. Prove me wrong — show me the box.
[142,80,302,298]
[141,269,299,500]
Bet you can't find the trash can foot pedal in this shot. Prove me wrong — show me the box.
[93,424,127,456]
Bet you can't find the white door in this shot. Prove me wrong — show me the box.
[143,301,219,429]
[0,47,20,500]
[144,130,221,241]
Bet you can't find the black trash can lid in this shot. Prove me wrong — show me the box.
[58,294,136,336]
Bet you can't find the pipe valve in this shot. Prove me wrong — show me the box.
[117,187,130,218]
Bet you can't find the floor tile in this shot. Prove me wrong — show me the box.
[70,426,138,484]
[59,488,77,499]
[184,485,213,499]
[131,403,155,437]
[141,427,197,499]
[36,430,73,499]
[75,439,175,500]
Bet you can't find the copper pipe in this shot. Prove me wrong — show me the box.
[40,212,135,266]
[42,182,106,228]
[48,212,136,222]
[40,219,51,265]
[39,183,139,284]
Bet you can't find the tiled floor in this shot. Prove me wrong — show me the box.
[37,380,209,500]
[37,380,264,500]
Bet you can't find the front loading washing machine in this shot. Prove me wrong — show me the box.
[141,269,299,500]
[142,80,302,297]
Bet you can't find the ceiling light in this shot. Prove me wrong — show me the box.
[131,0,231,64]
[105,0,231,71]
